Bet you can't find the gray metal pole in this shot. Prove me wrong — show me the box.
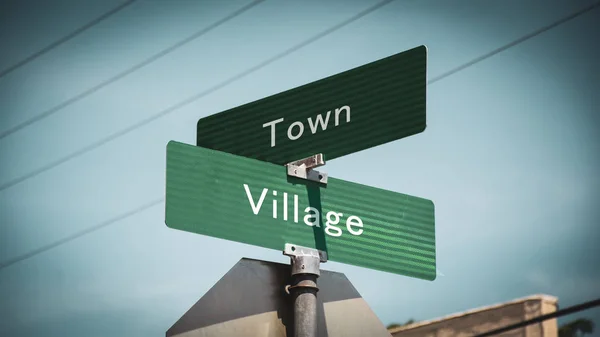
[284,244,327,337]
[290,267,318,337]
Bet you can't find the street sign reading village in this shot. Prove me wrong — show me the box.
[165,141,436,280]
[165,45,436,280]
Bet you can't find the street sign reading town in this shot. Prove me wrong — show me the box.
[165,141,436,280]
[196,45,428,164]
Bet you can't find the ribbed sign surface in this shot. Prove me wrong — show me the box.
[197,45,427,165]
[166,141,436,280]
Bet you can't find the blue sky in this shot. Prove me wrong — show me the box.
[0,0,599,336]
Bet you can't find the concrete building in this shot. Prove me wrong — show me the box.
[389,294,559,337]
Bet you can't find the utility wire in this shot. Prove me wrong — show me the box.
[0,1,597,270]
[0,198,164,270]
[428,1,600,85]
[0,0,136,79]
[0,0,266,140]
[474,298,600,337]
[3,1,598,191]
[2,1,599,192]
[0,0,398,271]
[0,0,396,192]
[4,0,598,142]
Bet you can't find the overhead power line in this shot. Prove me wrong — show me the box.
[428,1,600,85]
[474,298,600,337]
[0,0,137,79]
[0,0,395,192]
[0,0,398,271]
[0,198,164,270]
[0,1,597,270]
[0,0,266,140]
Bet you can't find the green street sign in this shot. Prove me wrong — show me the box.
[166,141,436,280]
[197,45,427,165]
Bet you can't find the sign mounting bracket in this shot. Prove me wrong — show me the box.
[286,153,328,185]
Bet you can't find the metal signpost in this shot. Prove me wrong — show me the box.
[283,244,326,337]
[165,45,433,337]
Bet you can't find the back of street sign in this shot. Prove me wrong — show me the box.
[196,45,427,165]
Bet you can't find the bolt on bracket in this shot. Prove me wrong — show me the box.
[283,243,328,276]
[285,153,328,185]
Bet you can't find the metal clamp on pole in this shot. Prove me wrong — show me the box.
[286,154,328,185]
[283,244,328,337]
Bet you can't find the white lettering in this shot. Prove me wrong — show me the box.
[287,121,304,140]
[244,184,268,215]
[335,106,351,126]
[283,192,288,221]
[346,215,364,236]
[307,111,330,134]
[263,105,351,147]
[262,118,284,147]
[325,211,343,237]
[272,190,278,219]
[304,207,321,227]
[294,195,299,223]
[242,184,365,237]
